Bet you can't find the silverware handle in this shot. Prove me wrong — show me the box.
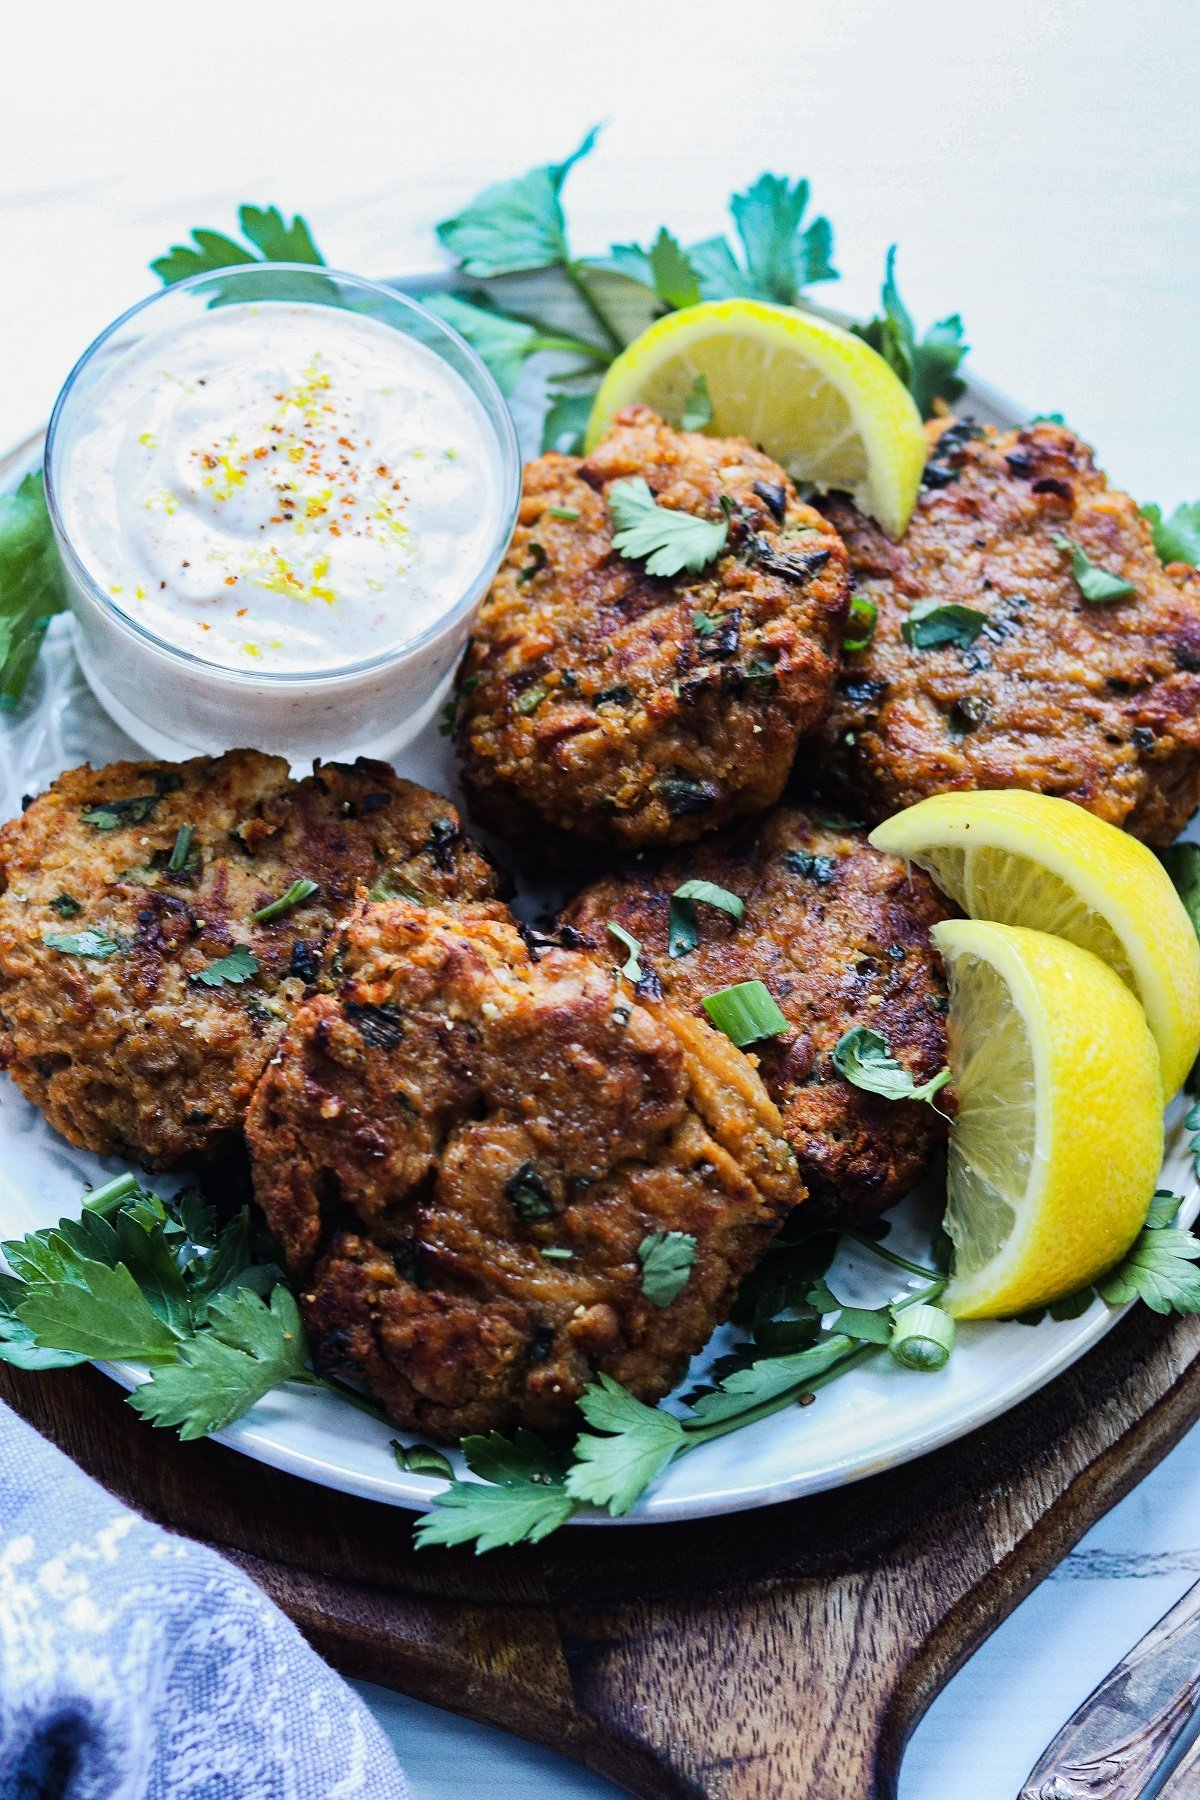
[1020,1575,1200,1798]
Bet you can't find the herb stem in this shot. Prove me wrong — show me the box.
[82,1172,142,1218]
[672,1276,948,1453]
[296,1368,389,1421]
[563,260,624,355]
[529,330,613,365]
[676,1334,862,1446]
[845,1230,941,1281]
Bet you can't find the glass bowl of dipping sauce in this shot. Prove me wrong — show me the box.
[45,264,520,764]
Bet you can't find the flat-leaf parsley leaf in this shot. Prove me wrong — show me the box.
[194,945,260,988]
[832,1026,951,1105]
[1053,533,1136,603]
[638,1231,697,1307]
[608,478,729,578]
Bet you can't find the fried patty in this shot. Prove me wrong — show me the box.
[810,420,1200,844]
[0,752,501,1168]
[561,807,951,1224]
[455,406,850,850]
[246,901,799,1440]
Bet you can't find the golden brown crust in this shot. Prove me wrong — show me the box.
[455,407,850,849]
[0,752,501,1167]
[561,806,951,1224]
[246,901,800,1441]
[810,420,1200,844]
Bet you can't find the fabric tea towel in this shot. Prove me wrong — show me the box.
[0,1400,409,1798]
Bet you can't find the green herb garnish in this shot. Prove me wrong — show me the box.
[638,1231,697,1307]
[843,594,878,653]
[853,246,967,420]
[167,824,194,874]
[194,945,260,988]
[48,893,81,918]
[43,928,122,960]
[668,879,744,960]
[152,205,325,286]
[1163,843,1200,944]
[249,878,319,924]
[513,680,547,715]
[0,469,68,710]
[392,1440,454,1480]
[81,793,164,830]
[608,479,729,578]
[832,1026,951,1104]
[901,599,987,650]
[1140,500,1200,567]
[606,922,644,982]
[546,505,581,521]
[888,1303,955,1370]
[128,1287,309,1440]
[413,1429,575,1551]
[1052,533,1136,603]
[701,980,789,1048]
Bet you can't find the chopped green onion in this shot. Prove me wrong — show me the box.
[167,824,194,873]
[672,879,744,923]
[249,878,319,924]
[701,980,789,1048]
[669,879,745,961]
[606,922,643,981]
[514,681,548,716]
[843,594,877,652]
[546,506,580,521]
[889,1303,955,1371]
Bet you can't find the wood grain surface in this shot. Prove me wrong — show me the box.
[6,1304,1200,1798]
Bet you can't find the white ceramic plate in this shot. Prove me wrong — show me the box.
[2,271,1196,1524]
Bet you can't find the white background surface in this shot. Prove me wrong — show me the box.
[2,2,1199,1793]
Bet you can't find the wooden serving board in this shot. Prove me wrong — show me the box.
[5,1306,1200,1798]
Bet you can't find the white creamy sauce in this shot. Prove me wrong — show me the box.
[58,301,502,672]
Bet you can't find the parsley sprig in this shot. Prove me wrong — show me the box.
[0,1174,376,1438]
[0,470,68,711]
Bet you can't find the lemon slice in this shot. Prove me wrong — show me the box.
[934,919,1163,1319]
[870,791,1200,1099]
[584,299,925,538]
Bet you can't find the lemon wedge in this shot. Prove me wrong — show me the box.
[584,299,925,538]
[870,791,1200,1099]
[934,919,1163,1319]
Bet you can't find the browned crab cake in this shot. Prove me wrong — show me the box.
[0,752,502,1168]
[245,900,800,1441]
[454,406,850,849]
[813,419,1200,844]
[561,805,952,1225]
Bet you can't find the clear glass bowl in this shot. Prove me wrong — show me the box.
[44,263,520,765]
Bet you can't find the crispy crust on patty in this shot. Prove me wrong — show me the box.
[455,406,850,849]
[561,806,951,1224]
[810,420,1200,844]
[0,752,501,1168]
[246,901,800,1440]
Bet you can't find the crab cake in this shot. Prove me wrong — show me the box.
[813,419,1200,844]
[0,752,501,1169]
[246,901,799,1440]
[454,405,851,850]
[562,807,951,1224]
